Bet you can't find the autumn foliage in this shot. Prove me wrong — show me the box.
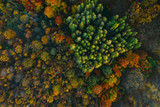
[128,0,160,25]
[16,0,44,13]
[113,50,153,74]
[55,16,63,26]
[93,84,103,95]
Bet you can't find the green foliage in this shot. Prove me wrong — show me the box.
[66,70,75,78]
[87,75,100,88]
[147,56,157,68]
[87,87,93,94]
[101,65,112,76]
[66,0,141,73]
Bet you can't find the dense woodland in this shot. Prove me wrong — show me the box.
[0,0,160,107]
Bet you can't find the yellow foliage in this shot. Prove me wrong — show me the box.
[20,0,26,6]
[44,0,67,18]
[144,82,160,101]
[3,29,16,39]
[40,52,50,62]
[34,2,44,12]
[61,2,67,14]
[31,53,36,59]
[83,94,88,99]
[32,40,43,50]
[128,1,141,18]
[45,0,59,6]
[47,96,54,103]
[15,98,22,104]
[41,35,49,44]
[37,59,42,67]
[78,78,84,86]
[66,83,72,90]
[141,0,157,7]
[44,6,54,18]
[22,58,34,68]
[23,52,28,57]
[0,45,2,49]
[30,99,34,104]
[53,85,61,96]
[20,15,29,23]
[15,45,23,54]
[82,97,90,106]
[108,87,118,102]
[6,3,11,7]
[72,5,77,15]
[0,95,5,103]
[2,50,7,55]
[0,3,4,10]
[45,27,51,34]
[104,74,118,88]
[45,82,50,89]
[13,10,19,15]
[70,78,79,88]
[57,103,65,107]
[128,0,160,25]
[7,73,13,80]
[0,54,9,62]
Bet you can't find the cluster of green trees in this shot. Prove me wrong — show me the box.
[66,0,141,73]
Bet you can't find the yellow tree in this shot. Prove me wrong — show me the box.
[127,0,160,26]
